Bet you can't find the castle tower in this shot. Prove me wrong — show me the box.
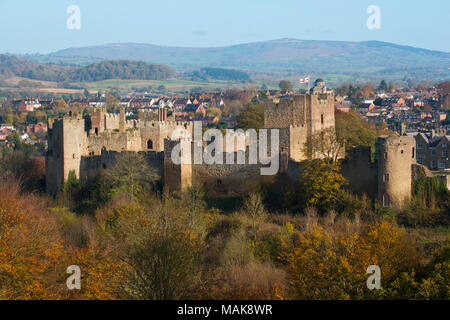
[91,107,106,135]
[377,135,416,207]
[163,138,193,192]
[263,80,335,162]
[46,114,86,195]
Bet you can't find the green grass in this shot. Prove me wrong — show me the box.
[85,78,261,93]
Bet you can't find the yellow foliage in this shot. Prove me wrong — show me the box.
[281,222,420,300]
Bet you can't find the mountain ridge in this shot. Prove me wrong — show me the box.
[51,38,450,55]
[16,39,450,84]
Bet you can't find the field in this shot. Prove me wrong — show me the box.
[84,78,262,93]
[1,77,268,95]
[0,77,85,95]
[0,76,340,96]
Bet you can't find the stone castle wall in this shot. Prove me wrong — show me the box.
[341,146,378,199]
[264,95,307,128]
[80,150,164,184]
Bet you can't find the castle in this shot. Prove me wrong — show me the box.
[46,106,193,195]
[46,79,428,207]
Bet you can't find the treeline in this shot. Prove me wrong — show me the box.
[69,60,175,82]
[191,67,250,81]
[0,54,175,83]
[0,54,72,81]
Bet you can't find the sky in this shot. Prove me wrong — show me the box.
[0,0,449,54]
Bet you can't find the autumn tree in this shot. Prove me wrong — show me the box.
[0,181,67,299]
[103,196,205,300]
[122,228,202,299]
[106,95,120,112]
[236,104,264,130]
[278,80,293,92]
[242,192,267,241]
[281,221,420,300]
[181,184,207,229]
[336,111,390,158]
[383,241,449,299]
[60,170,80,208]
[378,80,388,92]
[54,99,69,113]
[361,83,375,98]
[103,152,159,202]
[389,82,397,92]
[298,159,348,213]
[6,112,13,124]
[71,102,83,114]
[206,106,222,119]
[303,128,344,164]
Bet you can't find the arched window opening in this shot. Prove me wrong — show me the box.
[147,140,153,150]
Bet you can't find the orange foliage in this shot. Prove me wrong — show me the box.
[0,181,66,299]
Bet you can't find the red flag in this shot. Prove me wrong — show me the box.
[299,77,310,84]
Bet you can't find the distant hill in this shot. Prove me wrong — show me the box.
[45,39,450,84]
[0,55,175,83]
[0,54,72,81]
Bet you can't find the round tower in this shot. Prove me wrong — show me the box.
[377,135,416,207]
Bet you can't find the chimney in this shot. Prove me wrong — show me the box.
[401,122,407,136]
[158,107,166,122]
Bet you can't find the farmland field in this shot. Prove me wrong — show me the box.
[84,78,262,93]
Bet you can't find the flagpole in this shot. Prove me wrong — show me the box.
[308,74,310,93]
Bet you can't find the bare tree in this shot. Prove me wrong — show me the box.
[103,152,159,202]
[243,192,267,240]
[303,128,344,164]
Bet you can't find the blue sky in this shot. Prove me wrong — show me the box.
[0,0,449,53]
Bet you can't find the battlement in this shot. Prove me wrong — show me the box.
[265,94,307,109]
[312,92,334,100]
[105,113,120,120]
[48,115,84,132]
[139,119,192,128]
[377,135,415,148]
[126,119,138,129]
